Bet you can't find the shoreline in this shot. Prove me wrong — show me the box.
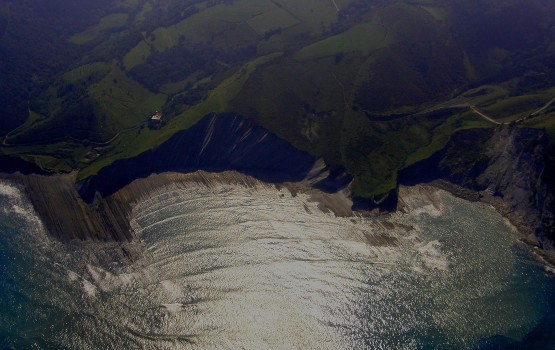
[2,114,551,264]
[411,180,555,269]
[2,167,554,270]
[122,171,555,269]
[4,171,553,349]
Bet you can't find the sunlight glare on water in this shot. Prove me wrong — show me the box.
[0,179,553,349]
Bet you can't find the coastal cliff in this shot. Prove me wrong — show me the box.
[77,113,338,202]
[1,114,346,241]
[1,173,134,242]
[400,126,555,249]
[1,114,553,252]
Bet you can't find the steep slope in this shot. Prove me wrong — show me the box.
[0,0,554,206]
[1,114,345,241]
[400,127,555,248]
[77,113,326,202]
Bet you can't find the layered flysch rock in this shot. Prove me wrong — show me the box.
[1,114,553,253]
[1,114,347,242]
[77,113,332,202]
[1,173,133,242]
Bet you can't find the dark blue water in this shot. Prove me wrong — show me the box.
[1,181,554,349]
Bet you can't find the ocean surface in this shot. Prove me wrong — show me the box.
[0,180,554,349]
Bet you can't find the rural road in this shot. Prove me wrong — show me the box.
[530,96,555,116]
[470,106,501,125]
[471,95,555,125]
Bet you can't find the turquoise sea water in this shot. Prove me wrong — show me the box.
[0,181,554,349]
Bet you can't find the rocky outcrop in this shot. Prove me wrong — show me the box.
[2,113,553,251]
[1,173,134,242]
[399,126,555,248]
[1,114,348,242]
[77,113,339,203]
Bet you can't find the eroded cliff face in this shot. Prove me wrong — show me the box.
[77,114,338,203]
[1,114,553,251]
[0,173,133,241]
[1,114,347,242]
[400,126,555,248]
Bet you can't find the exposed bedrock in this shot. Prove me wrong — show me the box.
[77,113,349,203]
[399,126,555,249]
[1,114,349,242]
[1,114,553,251]
[1,173,134,242]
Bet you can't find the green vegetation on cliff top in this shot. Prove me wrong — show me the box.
[1,0,555,200]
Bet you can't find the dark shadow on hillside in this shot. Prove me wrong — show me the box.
[77,113,336,203]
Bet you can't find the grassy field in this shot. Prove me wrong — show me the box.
[274,0,340,33]
[2,139,91,172]
[4,0,555,203]
[295,19,390,60]
[228,1,497,199]
[421,5,447,21]
[134,1,153,24]
[69,13,129,45]
[456,85,555,123]
[481,90,555,123]
[122,0,354,71]
[123,38,151,71]
[522,104,555,144]
[403,111,492,166]
[158,71,209,95]
[77,52,282,180]
[247,7,299,35]
[3,62,163,146]
[61,62,111,84]
[125,0,274,64]
[231,53,367,164]
[123,0,275,71]
[88,66,166,134]
[341,108,493,199]
[3,111,48,142]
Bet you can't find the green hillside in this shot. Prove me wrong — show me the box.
[1,0,555,200]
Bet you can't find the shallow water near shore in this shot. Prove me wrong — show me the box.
[0,179,554,349]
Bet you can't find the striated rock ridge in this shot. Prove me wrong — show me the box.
[1,114,348,242]
[1,173,135,242]
[399,126,555,249]
[77,113,342,202]
[2,113,553,252]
